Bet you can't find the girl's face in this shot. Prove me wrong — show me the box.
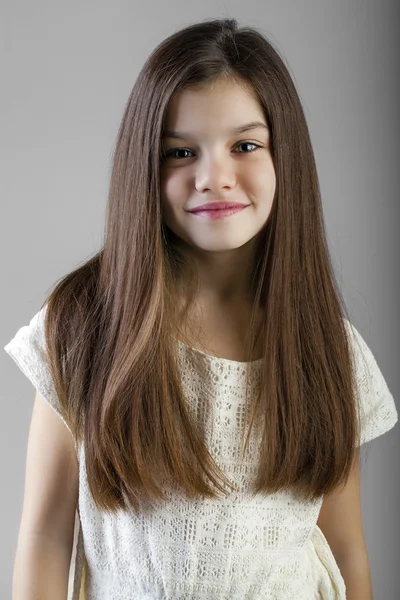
[160,78,276,254]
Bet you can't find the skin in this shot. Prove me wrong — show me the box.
[160,78,373,596]
[160,77,276,309]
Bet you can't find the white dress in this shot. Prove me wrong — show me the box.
[4,306,398,599]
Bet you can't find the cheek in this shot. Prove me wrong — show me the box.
[160,159,276,207]
[160,172,186,211]
[249,161,276,198]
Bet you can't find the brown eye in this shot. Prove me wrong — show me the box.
[234,142,261,153]
[162,142,262,161]
[164,148,194,160]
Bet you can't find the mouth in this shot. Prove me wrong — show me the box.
[188,205,249,220]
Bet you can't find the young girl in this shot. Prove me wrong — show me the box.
[4,18,398,600]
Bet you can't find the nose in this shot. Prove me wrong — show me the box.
[194,157,236,194]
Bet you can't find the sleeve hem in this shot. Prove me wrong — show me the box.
[4,342,80,460]
[358,395,398,446]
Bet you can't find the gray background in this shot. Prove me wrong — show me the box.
[1,0,398,597]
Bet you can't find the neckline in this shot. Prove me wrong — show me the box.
[175,339,263,366]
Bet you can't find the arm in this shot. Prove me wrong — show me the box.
[13,534,74,600]
[12,391,79,600]
[317,449,373,599]
[334,549,373,600]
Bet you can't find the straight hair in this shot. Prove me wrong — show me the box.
[41,17,360,515]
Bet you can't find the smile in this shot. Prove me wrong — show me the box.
[188,205,248,220]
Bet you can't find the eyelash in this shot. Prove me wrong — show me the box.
[162,142,263,161]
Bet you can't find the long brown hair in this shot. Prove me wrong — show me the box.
[41,17,360,514]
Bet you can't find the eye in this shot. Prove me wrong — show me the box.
[162,141,262,161]
[164,148,194,160]
[234,142,261,154]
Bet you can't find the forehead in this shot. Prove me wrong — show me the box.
[163,78,266,134]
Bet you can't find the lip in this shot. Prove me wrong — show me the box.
[188,205,248,220]
[188,202,249,212]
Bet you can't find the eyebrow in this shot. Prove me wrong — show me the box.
[161,121,269,139]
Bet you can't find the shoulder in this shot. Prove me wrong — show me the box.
[341,317,398,446]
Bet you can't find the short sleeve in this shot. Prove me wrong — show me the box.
[344,319,398,446]
[4,304,73,438]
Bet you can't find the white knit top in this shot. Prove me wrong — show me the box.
[4,306,398,599]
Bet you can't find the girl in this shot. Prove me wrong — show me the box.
[4,18,398,600]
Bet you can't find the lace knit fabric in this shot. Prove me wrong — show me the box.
[4,307,398,600]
